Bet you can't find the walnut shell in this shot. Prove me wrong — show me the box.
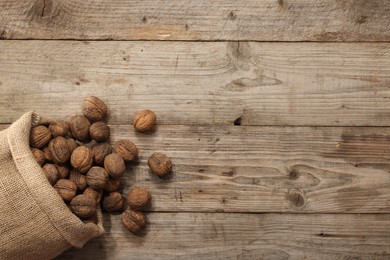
[104,178,121,192]
[121,210,146,234]
[92,143,113,165]
[54,179,77,201]
[69,169,88,191]
[133,110,156,132]
[82,96,108,122]
[114,140,138,162]
[148,152,172,177]
[43,147,53,162]
[49,120,69,137]
[86,166,109,190]
[30,125,52,148]
[42,163,59,185]
[126,187,151,210]
[31,148,45,166]
[84,187,102,204]
[104,153,126,179]
[66,138,79,154]
[49,136,71,164]
[70,195,96,219]
[103,192,124,212]
[55,164,70,179]
[69,115,91,142]
[89,121,110,142]
[71,146,93,174]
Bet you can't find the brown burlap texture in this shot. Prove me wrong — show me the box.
[0,112,104,260]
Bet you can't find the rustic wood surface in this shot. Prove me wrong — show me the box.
[57,213,390,260]
[2,123,390,214]
[0,0,390,41]
[1,0,390,259]
[0,41,390,126]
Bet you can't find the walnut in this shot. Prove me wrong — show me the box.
[103,192,124,212]
[49,120,69,137]
[86,166,109,190]
[104,153,126,179]
[148,152,172,177]
[121,210,146,234]
[70,195,96,219]
[30,125,52,148]
[54,179,77,202]
[69,169,88,191]
[92,143,112,165]
[70,146,93,173]
[42,163,59,185]
[69,115,90,142]
[31,148,45,166]
[89,121,110,142]
[82,96,108,122]
[104,178,121,192]
[83,187,102,204]
[43,147,53,162]
[126,187,151,210]
[55,164,69,179]
[66,138,79,154]
[49,136,71,164]
[114,140,138,162]
[133,109,156,132]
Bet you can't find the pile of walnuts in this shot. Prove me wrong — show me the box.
[29,96,172,234]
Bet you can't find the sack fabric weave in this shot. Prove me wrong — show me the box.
[0,112,104,260]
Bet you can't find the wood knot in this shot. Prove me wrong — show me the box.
[287,189,306,208]
[288,169,299,180]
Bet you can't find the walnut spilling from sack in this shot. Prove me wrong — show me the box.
[29,96,173,234]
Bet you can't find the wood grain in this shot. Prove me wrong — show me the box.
[57,212,390,259]
[0,41,390,126]
[3,123,390,213]
[0,0,389,41]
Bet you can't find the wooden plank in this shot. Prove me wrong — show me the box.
[1,41,390,126]
[3,123,390,213]
[1,0,389,41]
[57,212,390,259]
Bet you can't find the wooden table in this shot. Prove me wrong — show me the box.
[1,1,390,259]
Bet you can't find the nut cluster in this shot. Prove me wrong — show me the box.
[29,96,173,234]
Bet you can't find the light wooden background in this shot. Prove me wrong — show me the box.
[1,0,390,259]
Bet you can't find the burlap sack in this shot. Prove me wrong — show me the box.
[0,112,104,260]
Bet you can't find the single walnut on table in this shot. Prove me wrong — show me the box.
[148,152,172,177]
[126,187,151,211]
[122,210,147,234]
[133,109,156,133]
